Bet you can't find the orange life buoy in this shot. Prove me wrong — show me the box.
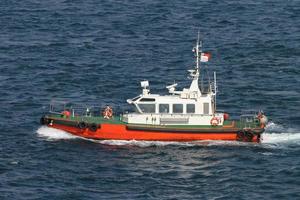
[210,117,220,126]
[103,106,113,119]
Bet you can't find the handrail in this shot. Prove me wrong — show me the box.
[122,113,224,117]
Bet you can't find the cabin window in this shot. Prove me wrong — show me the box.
[173,104,183,113]
[186,104,195,113]
[203,103,209,114]
[138,104,155,113]
[140,98,155,102]
[159,104,169,113]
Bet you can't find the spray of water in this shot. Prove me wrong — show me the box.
[261,122,300,145]
[37,126,79,140]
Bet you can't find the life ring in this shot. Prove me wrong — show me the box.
[89,123,98,132]
[78,121,87,129]
[210,117,220,126]
[103,106,113,119]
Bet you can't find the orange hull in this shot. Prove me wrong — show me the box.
[48,123,259,142]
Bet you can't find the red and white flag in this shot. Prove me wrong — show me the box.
[200,52,211,62]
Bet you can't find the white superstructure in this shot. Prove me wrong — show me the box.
[122,35,224,126]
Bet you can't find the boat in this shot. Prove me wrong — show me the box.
[40,35,268,143]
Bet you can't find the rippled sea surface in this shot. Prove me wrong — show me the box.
[1,0,300,199]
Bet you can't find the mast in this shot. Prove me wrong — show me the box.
[214,71,217,112]
[196,32,201,72]
[189,32,202,95]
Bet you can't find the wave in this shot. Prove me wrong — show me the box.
[261,132,300,144]
[261,122,300,145]
[36,122,300,146]
[37,126,79,140]
[95,139,196,147]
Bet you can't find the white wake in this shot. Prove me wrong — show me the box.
[262,132,300,144]
[261,122,300,145]
[37,126,78,140]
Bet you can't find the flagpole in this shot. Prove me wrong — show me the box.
[214,71,217,112]
[196,31,202,72]
[189,33,202,94]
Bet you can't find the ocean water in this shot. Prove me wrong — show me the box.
[1,0,300,199]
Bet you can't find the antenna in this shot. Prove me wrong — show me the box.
[196,32,199,70]
[214,72,217,112]
[197,30,202,49]
[188,32,202,94]
[195,31,203,72]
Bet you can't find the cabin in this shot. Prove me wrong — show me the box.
[122,39,224,126]
[122,79,224,126]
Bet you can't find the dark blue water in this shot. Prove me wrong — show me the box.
[1,0,300,199]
